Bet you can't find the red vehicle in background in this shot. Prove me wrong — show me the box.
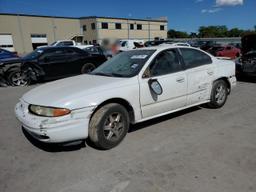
[209,45,240,59]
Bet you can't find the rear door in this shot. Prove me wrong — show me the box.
[63,48,85,75]
[139,49,187,118]
[179,48,215,105]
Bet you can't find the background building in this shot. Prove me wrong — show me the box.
[0,13,168,54]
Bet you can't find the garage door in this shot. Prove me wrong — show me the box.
[0,34,15,52]
[31,34,48,50]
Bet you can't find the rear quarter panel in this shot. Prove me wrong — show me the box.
[213,58,236,87]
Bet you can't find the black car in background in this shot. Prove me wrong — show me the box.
[236,33,256,79]
[83,46,112,59]
[144,40,174,47]
[7,46,107,86]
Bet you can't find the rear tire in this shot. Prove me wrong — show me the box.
[81,63,96,74]
[89,103,129,150]
[207,80,228,108]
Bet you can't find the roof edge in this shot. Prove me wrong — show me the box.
[0,13,168,22]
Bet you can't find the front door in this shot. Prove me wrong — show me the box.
[139,49,187,118]
[38,48,69,79]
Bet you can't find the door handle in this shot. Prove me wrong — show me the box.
[176,77,185,83]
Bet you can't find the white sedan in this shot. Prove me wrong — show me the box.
[15,45,236,149]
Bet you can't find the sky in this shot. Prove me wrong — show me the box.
[0,0,255,33]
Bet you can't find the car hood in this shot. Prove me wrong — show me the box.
[22,74,134,109]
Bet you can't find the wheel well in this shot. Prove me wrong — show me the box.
[5,66,20,74]
[91,98,135,123]
[215,77,231,94]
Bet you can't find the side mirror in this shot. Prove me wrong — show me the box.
[148,79,163,95]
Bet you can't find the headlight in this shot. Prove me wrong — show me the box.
[29,105,70,117]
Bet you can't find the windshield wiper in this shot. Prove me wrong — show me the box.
[110,73,127,77]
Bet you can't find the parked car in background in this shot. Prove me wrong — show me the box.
[236,33,256,78]
[0,62,9,87]
[15,45,236,149]
[166,42,191,47]
[144,40,173,47]
[118,39,144,52]
[0,48,19,61]
[200,41,217,51]
[83,46,112,59]
[38,40,91,49]
[208,45,240,59]
[6,46,107,86]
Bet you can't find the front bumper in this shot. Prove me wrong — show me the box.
[15,99,94,143]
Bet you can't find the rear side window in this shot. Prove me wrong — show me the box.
[180,48,212,69]
[63,41,73,46]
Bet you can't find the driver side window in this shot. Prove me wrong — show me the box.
[144,49,181,77]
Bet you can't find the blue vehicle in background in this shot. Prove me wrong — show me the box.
[0,48,19,61]
[0,48,20,87]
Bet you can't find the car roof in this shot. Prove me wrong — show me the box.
[139,44,192,51]
[37,46,79,51]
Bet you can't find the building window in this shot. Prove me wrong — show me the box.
[91,23,96,30]
[93,40,97,44]
[101,22,108,29]
[160,25,165,31]
[130,24,134,30]
[137,24,142,30]
[84,40,88,45]
[115,23,122,29]
[82,25,87,31]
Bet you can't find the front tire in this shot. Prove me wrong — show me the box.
[7,69,30,86]
[207,80,228,108]
[89,103,130,150]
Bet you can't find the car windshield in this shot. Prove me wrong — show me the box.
[91,50,155,77]
[50,41,57,46]
[23,49,44,60]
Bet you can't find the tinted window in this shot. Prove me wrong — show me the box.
[115,23,122,29]
[180,48,212,69]
[102,22,108,29]
[39,49,66,61]
[121,41,127,47]
[146,49,181,77]
[63,41,73,46]
[65,48,80,56]
[23,49,44,60]
[84,47,100,54]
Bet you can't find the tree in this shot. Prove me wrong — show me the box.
[228,28,244,37]
[167,29,189,38]
[198,25,228,38]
